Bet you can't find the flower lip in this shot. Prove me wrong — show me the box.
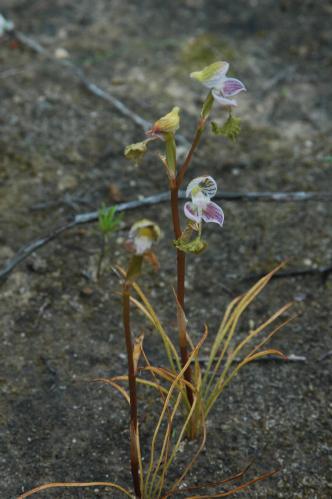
[184,201,224,226]
[129,219,161,255]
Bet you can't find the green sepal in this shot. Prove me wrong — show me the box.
[211,115,241,142]
[165,132,177,176]
[200,90,214,120]
[173,236,208,254]
[124,141,148,165]
[126,255,143,282]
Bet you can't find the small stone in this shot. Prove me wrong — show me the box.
[80,287,94,297]
[57,174,78,191]
[55,47,69,59]
[27,254,47,273]
[294,292,306,302]
[0,246,14,262]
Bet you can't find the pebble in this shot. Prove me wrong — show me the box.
[57,174,78,191]
[54,47,69,59]
[80,286,94,297]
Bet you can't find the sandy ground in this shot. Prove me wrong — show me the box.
[0,1,331,497]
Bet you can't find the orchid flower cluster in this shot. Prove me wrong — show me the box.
[21,61,291,499]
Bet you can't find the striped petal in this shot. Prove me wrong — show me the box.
[221,78,246,97]
[202,201,224,226]
[212,89,237,108]
[184,202,201,223]
[186,176,217,199]
[190,61,229,89]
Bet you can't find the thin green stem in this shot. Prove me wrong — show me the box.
[96,235,106,280]
[123,282,141,498]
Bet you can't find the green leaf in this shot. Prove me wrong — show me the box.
[98,204,123,235]
[173,236,207,254]
[211,115,241,142]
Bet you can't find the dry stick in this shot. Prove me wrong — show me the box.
[12,30,189,148]
[1,190,332,282]
[122,282,141,498]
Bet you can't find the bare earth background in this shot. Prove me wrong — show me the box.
[0,0,331,497]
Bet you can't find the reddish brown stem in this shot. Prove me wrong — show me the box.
[169,114,208,408]
[176,119,205,189]
[123,283,141,498]
[170,185,193,406]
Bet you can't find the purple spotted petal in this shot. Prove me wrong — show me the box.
[221,78,246,97]
[184,202,201,223]
[202,201,224,226]
[212,89,237,108]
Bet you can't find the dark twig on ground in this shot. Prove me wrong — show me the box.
[319,351,332,361]
[246,265,332,283]
[11,30,190,147]
[197,353,307,364]
[1,190,332,281]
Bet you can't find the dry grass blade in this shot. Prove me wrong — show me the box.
[186,468,279,498]
[205,303,293,415]
[203,264,286,399]
[163,459,254,497]
[17,481,133,498]
[96,374,170,397]
[141,366,196,392]
[238,349,287,368]
[92,377,130,404]
[163,412,207,497]
[116,267,180,372]
[145,326,208,496]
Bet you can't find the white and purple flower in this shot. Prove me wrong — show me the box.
[184,176,224,226]
[190,61,246,108]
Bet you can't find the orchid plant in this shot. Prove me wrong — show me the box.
[123,60,292,438]
[20,61,291,498]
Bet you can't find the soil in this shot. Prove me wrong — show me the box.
[0,1,331,498]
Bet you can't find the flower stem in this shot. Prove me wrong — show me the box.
[96,235,106,280]
[170,184,193,406]
[176,119,205,189]
[170,99,211,408]
[122,282,141,498]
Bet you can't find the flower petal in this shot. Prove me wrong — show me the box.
[184,202,201,223]
[202,201,224,226]
[212,89,237,108]
[186,176,217,199]
[190,61,229,89]
[221,78,246,97]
